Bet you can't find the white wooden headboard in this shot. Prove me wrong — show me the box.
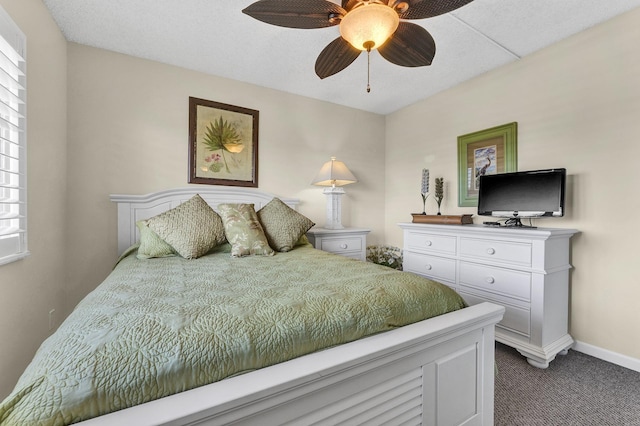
[110,186,300,255]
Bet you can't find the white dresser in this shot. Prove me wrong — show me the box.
[306,227,370,261]
[399,222,578,368]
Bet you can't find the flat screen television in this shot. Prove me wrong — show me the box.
[477,168,566,227]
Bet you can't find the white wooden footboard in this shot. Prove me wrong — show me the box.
[81,302,504,426]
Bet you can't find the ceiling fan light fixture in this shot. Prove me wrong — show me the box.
[339,3,399,51]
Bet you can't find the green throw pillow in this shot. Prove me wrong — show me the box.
[136,220,176,259]
[147,194,226,259]
[218,203,274,257]
[295,234,311,247]
[257,198,315,252]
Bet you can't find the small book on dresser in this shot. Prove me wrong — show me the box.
[411,214,473,225]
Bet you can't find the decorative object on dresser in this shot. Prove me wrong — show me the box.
[188,97,259,187]
[399,222,579,368]
[435,176,444,215]
[420,168,430,214]
[306,226,370,261]
[457,122,518,207]
[411,213,473,225]
[415,170,472,224]
[311,156,357,230]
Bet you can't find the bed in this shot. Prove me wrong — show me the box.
[0,186,504,426]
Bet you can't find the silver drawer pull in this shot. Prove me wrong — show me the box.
[340,243,348,249]
[425,240,432,247]
[486,248,496,255]
[425,264,432,270]
[486,277,495,284]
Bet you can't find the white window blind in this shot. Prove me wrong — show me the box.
[0,6,27,266]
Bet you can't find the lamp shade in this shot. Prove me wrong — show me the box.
[311,157,358,187]
[339,3,399,51]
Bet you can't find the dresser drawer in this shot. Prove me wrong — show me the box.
[460,237,532,267]
[320,237,363,254]
[405,232,457,255]
[459,262,531,301]
[460,292,530,337]
[404,251,456,283]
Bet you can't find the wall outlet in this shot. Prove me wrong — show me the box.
[48,309,56,331]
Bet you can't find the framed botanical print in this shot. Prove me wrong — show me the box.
[457,122,517,207]
[188,97,259,187]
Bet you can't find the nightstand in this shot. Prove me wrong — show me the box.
[306,227,370,261]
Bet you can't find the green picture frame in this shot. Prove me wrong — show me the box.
[457,122,518,207]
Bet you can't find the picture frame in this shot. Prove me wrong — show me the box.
[457,122,517,207]
[189,97,259,187]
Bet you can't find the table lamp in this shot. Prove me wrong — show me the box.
[311,157,357,229]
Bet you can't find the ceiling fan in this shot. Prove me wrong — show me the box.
[242,0,474,91]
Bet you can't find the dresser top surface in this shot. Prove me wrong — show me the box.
[398,222,578,238]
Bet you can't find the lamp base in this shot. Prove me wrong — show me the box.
[322,186,345,230]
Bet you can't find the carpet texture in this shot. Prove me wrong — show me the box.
[495,343,640,425]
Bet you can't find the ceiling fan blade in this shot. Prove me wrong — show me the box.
[242,0,346,29]
[341,0,360,12]
[315,37,361,79]
[378,22,435,67]
[398,0,474,20]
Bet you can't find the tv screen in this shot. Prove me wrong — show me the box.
[477,169,566,219]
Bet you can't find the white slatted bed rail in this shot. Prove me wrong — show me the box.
[97,186,504,426]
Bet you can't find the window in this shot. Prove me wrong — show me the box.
[0,6,27,266]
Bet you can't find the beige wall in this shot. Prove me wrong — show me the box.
[385,8,640,359]
[0,0,67,398]
[64,43,386,310]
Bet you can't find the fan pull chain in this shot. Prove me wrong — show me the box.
[367,49,371,93]
[364,41,374,93]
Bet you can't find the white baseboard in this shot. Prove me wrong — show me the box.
[572,340,640,373]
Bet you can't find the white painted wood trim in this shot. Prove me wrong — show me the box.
[572,340,640,373]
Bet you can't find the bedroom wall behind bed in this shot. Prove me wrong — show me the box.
[0,0,68,398]
[64,44,386,316]
[384,8,640,364]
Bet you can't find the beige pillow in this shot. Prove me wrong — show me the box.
[257,198,315,252]
[217,203,274,257]
[136,220,176,259]
[147,194,226,259]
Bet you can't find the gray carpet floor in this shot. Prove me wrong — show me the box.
[495,343,640,425]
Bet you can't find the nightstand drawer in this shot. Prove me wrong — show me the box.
[404,252,456,283]
[320,237,363,254]
[405,232,457,255]
[306,227,370,261]
[460,237,532,266]
[459,262,531,301]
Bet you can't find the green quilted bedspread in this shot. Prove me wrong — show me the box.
[0,245,466,425]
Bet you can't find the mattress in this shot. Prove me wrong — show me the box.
[0,244,466,425]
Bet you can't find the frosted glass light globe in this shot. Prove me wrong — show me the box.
[340,3,399,51]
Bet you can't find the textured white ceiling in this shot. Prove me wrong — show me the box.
[42,0,640,115]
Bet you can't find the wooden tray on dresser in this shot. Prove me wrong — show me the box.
[411,214,473,225]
